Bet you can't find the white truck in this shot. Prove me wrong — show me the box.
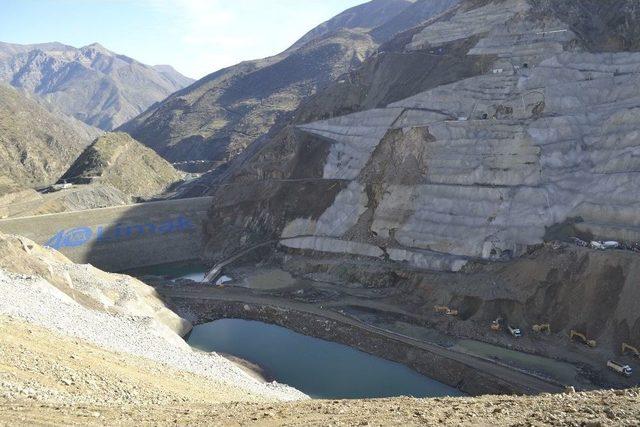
[50,182,73,192]
[508,325,523,338]
[607,360,633,377]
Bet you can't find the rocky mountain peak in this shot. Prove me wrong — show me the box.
[0,41,194,130]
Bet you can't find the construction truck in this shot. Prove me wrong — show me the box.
[508,325,523,338]
[622,343,640,359]
[607,360,633,377]
[570,330,597,348]
[533,324,551,334]
[49,182,73,192]
[491,318,502,332]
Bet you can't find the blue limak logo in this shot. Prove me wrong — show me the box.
[45,216,196,250]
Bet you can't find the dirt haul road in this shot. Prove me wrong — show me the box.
[159,285,563,395]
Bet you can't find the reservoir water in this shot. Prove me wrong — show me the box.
[188,319,464,399]
[124,262,208,282]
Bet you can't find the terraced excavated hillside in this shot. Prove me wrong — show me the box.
[121,0,460,172]
[195,0,640,355]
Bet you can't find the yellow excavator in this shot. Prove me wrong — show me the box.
[491,318,503,332]
[622,343,640,358]
[570,330,597,348]
[434,306,458,316]
[533,324,551,334]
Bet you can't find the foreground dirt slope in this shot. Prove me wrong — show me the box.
[0,233,304,404]
[0,316,269,408]
[1,316,638,427]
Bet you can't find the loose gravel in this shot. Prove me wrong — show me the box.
[0,268,306,402]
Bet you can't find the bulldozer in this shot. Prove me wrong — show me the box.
[570,330,597,348]
[533,324,551,334]
[622,343,640,359]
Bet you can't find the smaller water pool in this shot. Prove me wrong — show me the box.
[124,262,208,282]
[188,319,464,399]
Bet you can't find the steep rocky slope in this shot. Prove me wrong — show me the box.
[290,0,414,49]
[0,41,193,130]
[198,0,640,272]
[153,64,194,89]
[121,0,460,172]
[0,84,92,192]
[61,132,183,200]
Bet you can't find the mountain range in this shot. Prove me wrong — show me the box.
[121,0,460,172]
[0,41,193,130]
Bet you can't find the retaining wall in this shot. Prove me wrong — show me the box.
[0,197,213,271]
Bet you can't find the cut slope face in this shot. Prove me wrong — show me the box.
[0,42,193,130]
[0,84,91,192]
[121,0,460,173]
[199,0,640,272]
[62,132,183,200]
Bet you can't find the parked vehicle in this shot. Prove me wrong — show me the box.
[508,325,523,338]
[607,360,633,377]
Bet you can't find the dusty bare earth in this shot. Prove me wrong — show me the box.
[3,314,640,426]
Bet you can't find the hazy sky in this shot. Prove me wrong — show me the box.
[0,0,370,79]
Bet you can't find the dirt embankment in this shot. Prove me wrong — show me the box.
[0,232,305,408]
[389,243,640,353]
[277,242,640,351]
[0,316,270,407]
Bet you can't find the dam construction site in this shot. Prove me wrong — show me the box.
[3,0,640,425]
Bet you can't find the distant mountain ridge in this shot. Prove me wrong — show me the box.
[122,0,460,172]
[0,41,194,130]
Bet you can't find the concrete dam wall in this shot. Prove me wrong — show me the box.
[0,197,214,271]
